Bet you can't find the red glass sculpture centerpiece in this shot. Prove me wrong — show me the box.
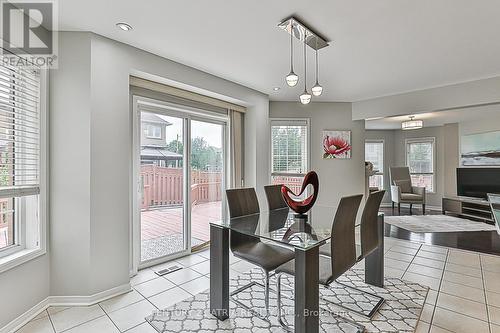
[281,171,319,216]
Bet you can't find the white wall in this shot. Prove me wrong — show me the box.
[50,32,92,296]
[366,124,460,207]
[0,256,49,328]
[270,102,365,213]
[48,31,270,298]
[352,76,500,120]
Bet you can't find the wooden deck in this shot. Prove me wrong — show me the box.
[141,201,221,244]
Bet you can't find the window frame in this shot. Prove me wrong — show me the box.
[405,137,436,194]
[145,123,162,139]
[0,66,47,273]
[365,139,384,190]
[269,118,310,180]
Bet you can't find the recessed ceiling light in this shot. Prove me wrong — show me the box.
[273,87,280,91]
[116,22,133,31]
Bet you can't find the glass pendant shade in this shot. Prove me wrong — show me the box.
[286,71,299,87]
[311,49,323,96]
[300,90,312,104]
[312,82,323,96]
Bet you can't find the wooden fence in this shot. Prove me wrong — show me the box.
[141,165,222,210]
[271,175,304,195]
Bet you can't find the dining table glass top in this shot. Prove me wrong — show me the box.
[210,206,342,250]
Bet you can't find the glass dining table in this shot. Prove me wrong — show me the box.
[209,206,385,333]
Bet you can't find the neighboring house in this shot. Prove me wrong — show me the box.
[141,113,182,166]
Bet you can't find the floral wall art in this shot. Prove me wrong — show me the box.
[322,130,352,159]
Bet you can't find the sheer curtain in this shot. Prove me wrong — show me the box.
[230,110,244,188]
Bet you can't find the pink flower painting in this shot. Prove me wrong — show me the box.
[323,130,352,159]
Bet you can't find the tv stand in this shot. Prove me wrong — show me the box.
[442,197,494,224]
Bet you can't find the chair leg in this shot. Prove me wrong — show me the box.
[276,273,293,332]
[332,281,385,318]
[391,201,395,212]
[264,271,270,313]
[398,203,401,215]
[422,204,426,215]
[230,268,272,319]
[410,204,413,215]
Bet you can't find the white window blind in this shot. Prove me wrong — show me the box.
[365,140,384,189]
[0,63,40,198]
[406,138,435,192]
[270,119,309,198]
[271,120,308,175]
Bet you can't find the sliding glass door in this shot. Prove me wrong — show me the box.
[139,112,188,263]
[134,98,227,267]
[190,120,224,251]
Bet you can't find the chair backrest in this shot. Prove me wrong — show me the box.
[329,194,363,282]
[264,184,288,210]
[360,190,385,259]
[226,188,260,218]
[226,188,260,251]
[389,167,411,184]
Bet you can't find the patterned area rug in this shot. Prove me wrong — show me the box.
[385,215,497,233]
[146,267,428,332]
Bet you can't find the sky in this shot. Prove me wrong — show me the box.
[158,114,223,148]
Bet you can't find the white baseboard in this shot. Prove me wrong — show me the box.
[1,283,131,333]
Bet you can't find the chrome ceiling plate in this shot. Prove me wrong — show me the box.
[278,16,329,50]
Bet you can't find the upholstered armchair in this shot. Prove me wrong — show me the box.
[389,167,426,215]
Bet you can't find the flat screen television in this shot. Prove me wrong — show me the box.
[457,168,500,199]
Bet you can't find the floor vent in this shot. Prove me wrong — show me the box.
[155,265,182,276]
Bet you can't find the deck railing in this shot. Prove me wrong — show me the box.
[141,165,222,210]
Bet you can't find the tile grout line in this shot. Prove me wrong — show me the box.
[427,248,449,328]
[46,310,57,333]
[480,255,493,333]
[97,303,122,333]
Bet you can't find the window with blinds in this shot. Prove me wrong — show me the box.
[365,140,384,190]
[406,137,435,193]
[270,119,309,196]
[0,62,41,253]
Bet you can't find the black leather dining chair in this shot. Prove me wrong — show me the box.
[275,194,364,331]
[319,190,386,318]
[264,184,288,210]
[226,188,295,316]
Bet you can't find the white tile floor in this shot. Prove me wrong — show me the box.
[15,237,500,333]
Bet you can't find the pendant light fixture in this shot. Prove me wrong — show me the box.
[285,23,299,87]
[311,47,323,96]
[299,34,312,105]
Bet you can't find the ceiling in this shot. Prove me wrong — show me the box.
[366,104,500,130]
[57,0,500,102]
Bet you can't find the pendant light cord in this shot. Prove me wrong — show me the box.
[315,40,319,84]
[290,24,294,72]
[304,33,307,89]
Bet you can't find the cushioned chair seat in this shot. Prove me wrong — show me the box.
[232,242,295,272]
[400,193,423,201]
[276,255,347,285]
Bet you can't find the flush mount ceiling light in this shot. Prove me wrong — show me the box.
[273,87,281,91]
[402,116,423,130]
[278,16,329,104]
[116,22,133,31]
